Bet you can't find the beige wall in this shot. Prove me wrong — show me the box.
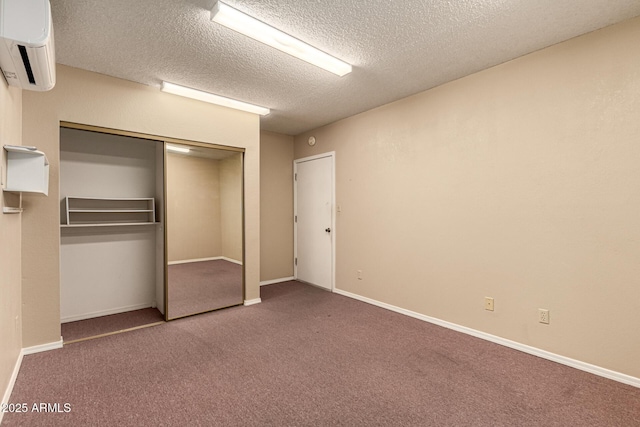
[220,153,243,262]
[0,85,22,405]
[167,153,222,262]
[22,65,260,347]
[294,17,640,378]
[260,131,294,282]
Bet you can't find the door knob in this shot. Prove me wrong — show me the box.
[325,228,331,233]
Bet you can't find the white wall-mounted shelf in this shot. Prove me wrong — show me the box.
[62,197,156,227]
[60,222,158,228]
[3,145,49,195]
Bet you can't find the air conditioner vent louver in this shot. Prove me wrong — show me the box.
[17,45,36,84]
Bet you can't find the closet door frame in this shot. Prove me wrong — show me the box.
[60,122,246,322]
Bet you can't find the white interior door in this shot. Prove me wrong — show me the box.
[295,153,334,290]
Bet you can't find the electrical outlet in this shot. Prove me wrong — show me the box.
[357,270,363,280]
[484,297,494,311]
[539,309,550,324]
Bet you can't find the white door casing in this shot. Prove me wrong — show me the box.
[294,152,335,291]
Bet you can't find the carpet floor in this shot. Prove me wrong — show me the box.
[61,308,165,343]
[3,281,639,426]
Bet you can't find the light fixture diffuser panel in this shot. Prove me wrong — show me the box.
[211,1,352,77]
[161,81,270,116]
[166,145,190,154]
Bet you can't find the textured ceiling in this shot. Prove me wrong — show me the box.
[50,0,640,136]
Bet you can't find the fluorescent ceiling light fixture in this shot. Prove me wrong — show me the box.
[161,81,270,116]
[211,1,352,77]
[166,145,191,154]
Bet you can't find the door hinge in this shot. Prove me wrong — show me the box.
[295,258,297,266]
[295,215,297,223]
[295,173,297,181]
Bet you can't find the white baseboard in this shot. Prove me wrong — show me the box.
[1,349,24,424]
[169,257,242,266]
[22,338,63,355]
[260,276,295,286]
[333,288,640,389]
[61,303,152,323]
[243,298,261,306]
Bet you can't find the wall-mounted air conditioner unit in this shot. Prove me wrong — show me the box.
[0,0,55,91]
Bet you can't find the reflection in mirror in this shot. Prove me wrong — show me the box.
[165,143,243,320]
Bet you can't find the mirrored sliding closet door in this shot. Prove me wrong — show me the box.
[165,142,244,320]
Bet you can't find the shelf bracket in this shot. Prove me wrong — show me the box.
[3,206,23,214]
[2,190,23,214]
